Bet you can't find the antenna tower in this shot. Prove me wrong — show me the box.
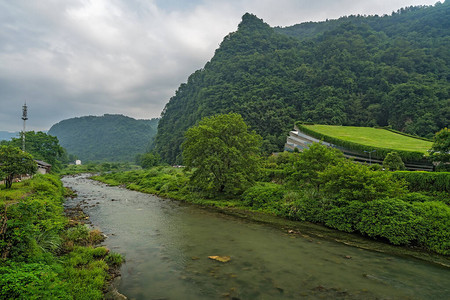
[22,103,28,152]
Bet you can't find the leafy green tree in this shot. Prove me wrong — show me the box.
[383,151,406,171]
[289,143,345,190]
[5,131,66,171]
[318,160,406,203]
[182,113,262,195]
[429,128,450,171]
[136,152,160,169]
[0,146,37,188]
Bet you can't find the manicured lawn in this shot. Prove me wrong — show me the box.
[304,125,432,153]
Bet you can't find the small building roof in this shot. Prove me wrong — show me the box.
[35,160,52,167]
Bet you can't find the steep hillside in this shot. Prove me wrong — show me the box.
[48,114,158,162]
[154,2,449,163]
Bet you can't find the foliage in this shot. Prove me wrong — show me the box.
[135,152,160,169]
[429,128,450,171]
[0,174,124,299]
[413,201,450,254]
[392,171,450,192]
[2,131,69,172]
[383,152,406,171]
[61,246,110,300]
[0,145,37,189]
[288,143,345,190]
[0,262,71,299]
[355,198,419,245]
[241,182,285,210]
[48,114,159,162]
[182,113,262,195]
[319,161,406,202]
[296,123,427,162]
[60,161,138,175]
[154,4,449,163]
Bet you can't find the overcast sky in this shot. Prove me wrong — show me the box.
[0,0,442,132]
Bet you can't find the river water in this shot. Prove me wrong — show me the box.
[62,175,449,300]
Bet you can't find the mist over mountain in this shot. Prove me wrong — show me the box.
[153,2,449,163]
[48,114,159,162]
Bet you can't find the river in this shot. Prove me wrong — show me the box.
[62,174,449,300]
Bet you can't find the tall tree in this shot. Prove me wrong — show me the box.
[182,113,262,195]
[0,146,37,189]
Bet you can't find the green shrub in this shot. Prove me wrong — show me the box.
[241,183,285,209]
[91,246,109,258]
[356,198,418,245]
[0,262,71,299]
[413,201,450,255]
[383,152,406,171]
[319,161,406,202]
[66,225,90,245]
[282,191,327,223]
[325,201,365,232]
[105,252,124,266]
[393,171,450,192]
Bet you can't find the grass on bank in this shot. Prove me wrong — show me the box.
[303,124,432,153]
[0,175,124,300]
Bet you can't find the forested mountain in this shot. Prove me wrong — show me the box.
[48,114,159,162]
[154,2,449,163]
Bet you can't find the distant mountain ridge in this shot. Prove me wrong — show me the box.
[48,114,158,162]
[154,2,449,163]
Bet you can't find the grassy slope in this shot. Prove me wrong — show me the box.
[304,125,432,153]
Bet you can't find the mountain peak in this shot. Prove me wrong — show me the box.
[238,13,270,31]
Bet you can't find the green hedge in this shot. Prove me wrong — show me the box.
[393,171,450,192]
[295,122,426,162]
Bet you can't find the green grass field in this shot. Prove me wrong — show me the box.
[304,125,432,153]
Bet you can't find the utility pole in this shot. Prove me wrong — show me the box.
[22,102,28,152]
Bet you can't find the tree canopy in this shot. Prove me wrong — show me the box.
[0,145,37,188]
[1,131,69,172]
[182,113,262,195]
[154,3,450,163]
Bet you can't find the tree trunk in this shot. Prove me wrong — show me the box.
[5,175,13,189]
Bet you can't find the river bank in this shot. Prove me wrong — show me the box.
[0,174,124,299]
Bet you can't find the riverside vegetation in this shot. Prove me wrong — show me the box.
[93,153,450,256]
[0,174,124,299]
[94,114,450,256]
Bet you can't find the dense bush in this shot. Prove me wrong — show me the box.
[1,175,124,299]
[319,161,406,202]
[241,183,285,210]
[356,199,419,245]
[413,201,450,254]
[392,171,450,192]
[0,262,70,299]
